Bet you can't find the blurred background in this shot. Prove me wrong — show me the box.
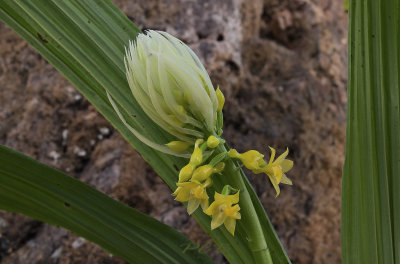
[0,0,347,263]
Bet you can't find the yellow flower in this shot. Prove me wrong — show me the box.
[262,147,293,197]
[228,149,266,172]
[173,178,212,214]
[204,192,241,235]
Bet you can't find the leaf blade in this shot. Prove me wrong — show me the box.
[0,145,214,264]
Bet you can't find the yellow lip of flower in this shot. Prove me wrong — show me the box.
[228,149,266,172]
[173,179,211,214]
[204,191,241,235]
[263,147,293,197]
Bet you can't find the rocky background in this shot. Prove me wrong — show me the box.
[0,0,347,263]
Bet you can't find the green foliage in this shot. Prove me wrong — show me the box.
[342,0,399,263]
[0,145,213,264]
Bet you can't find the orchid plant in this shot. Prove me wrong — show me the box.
[0,1,296,264]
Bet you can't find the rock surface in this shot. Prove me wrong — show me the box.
[0,0,347,263]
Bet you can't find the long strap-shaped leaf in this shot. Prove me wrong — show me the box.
[0,145,213,264]
[343,0,399,263]
[0,1,290,263]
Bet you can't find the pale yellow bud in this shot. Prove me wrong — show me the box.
[165,141,191,152]
[216,86,225,111]
[207,135,220,148]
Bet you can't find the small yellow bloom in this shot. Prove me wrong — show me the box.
[204,191,241,235]
[262,147,293,197]
[228,149,266,172]
[206,135,220,148]
[173,178,212,214]
[191,162,225,182]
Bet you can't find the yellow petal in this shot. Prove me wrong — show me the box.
[223,204,241,218]
[281,173,293,185]
[172,187,181,196]
[200,199,209,212]
[268,147,276,164]
[211,212,226,230]
[273,148,289,165]
[174,187,191,202]
[214,192,225,201]
[214,192,239,204]
[272,166,283,183]
[231,191,240,204]
[269,175,281,197]
[187,199,200,215]
[281,159,293,172]
[224,217,237,236]
[204,200,222,215]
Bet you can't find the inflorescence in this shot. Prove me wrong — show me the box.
[109,30,293,235]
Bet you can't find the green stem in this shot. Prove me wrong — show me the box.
[216,144,273,264]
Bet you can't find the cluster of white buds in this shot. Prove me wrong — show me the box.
[107,30,224,157]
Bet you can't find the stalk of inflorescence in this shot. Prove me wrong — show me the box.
[215,143,273,263]
[108,30,294,263]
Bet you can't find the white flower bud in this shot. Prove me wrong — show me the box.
[125,30,218,142]
[107,30,221,157]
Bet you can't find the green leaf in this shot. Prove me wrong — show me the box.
[342,0,399,263]
[0,145,213,264]
[0,1,290,263]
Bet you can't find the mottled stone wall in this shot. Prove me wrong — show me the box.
[0,0,347,263]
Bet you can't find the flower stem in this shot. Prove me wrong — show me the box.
[216,144,273,264]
